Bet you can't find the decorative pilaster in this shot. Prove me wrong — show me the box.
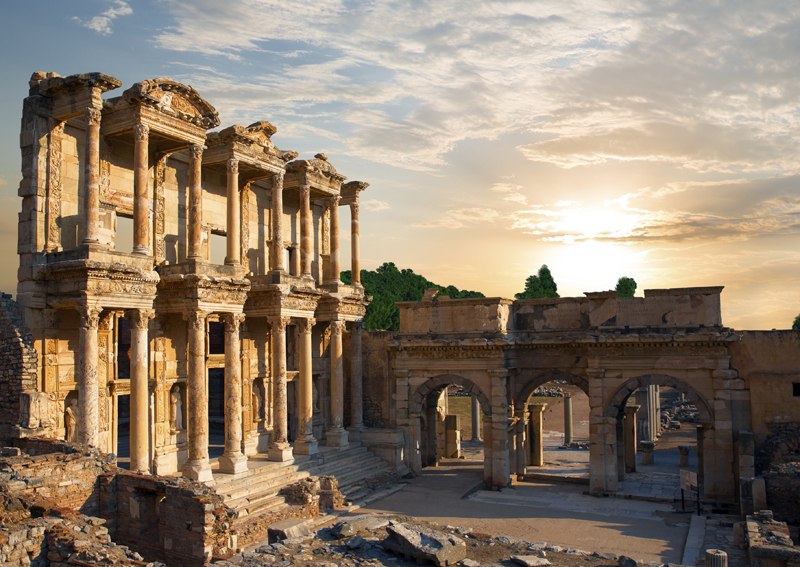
[187,144,204,260]
[327,196,341,283]
[128,309,154,473]
[295,317,318,455]
[350,201,360,285]
[270,171,285,272]
[240,181,251,269]
[225,158,240,265]
[300,184,312,278]
[82,108,102,244]
[77,305,102,446]
[132,123,150,255]
[348,322,364,431]
[153,156,167,263]
[220,313,247,474]
[326,320,348,447]
[46,122,64,252]
[268,316,293,461]
[183,311,213,482]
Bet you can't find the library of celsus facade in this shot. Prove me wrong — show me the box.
[12,71,369,481]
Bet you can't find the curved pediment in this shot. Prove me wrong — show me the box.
[287,152,347,182]
[123,78,219,129]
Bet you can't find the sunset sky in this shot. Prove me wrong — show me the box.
[1,1,799,329]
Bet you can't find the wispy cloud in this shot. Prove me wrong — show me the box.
[414,207,499,229]
[74,0,132,35]
[362,199,390,212]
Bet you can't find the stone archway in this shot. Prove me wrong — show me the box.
[603,374,714,492]
[409,374,492,474]
[514,371,591,480]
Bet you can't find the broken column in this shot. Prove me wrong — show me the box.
[471,394,481,441]
[528,402,547,467]
[624,405,640,473]
[563,393,573,446]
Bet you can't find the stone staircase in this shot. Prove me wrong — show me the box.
[212,442,395,523]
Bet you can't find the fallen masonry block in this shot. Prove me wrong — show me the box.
[382,522,466,566]
[510,555,552,567]
[267,518,315,543]
[331,514,391,538]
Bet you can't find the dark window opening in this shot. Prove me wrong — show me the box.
[793,383,800,397]
[208,321,224,354]
[117,316,131,379]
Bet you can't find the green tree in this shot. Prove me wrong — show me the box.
[515,264,559,299]
[615,276,637,298]
[341,262,484,331]
[793,314,800,330]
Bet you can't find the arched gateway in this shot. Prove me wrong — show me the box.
[391,288,751,504]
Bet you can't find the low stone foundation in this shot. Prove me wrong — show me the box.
[745,510,800,567]
[0,438,236,566]
[764,463,800,526]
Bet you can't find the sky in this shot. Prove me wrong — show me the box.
[1,0,799,329]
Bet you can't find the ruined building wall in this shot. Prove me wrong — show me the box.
[0,294,43,441]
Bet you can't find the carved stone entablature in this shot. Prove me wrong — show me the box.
[393,343,508,360]
[285,152,347,193]
[120,78,220,129]
[340,180,370,205]
[316,295,368,321]
[156,272,250,313]
[36,72,122,97]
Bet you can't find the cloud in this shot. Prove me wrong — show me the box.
[490,182,527,205]
[361,199,390,212]
[414,207,499,229]
[73,0,133,35]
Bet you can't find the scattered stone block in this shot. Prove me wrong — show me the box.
[510,555,552,566]
[267,518,315,543]
[332,514,391,538]
[382,522,467,566]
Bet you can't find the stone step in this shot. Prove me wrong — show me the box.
[214,459,303,489]
[218,468,310,501]
[334,463,391,489]
[229,492,288,518]
[310,454,389,479]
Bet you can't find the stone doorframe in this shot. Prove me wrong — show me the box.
[597,374,715,497]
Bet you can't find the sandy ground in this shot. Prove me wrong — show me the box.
[361,458,689,564]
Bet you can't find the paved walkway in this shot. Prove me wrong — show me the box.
[361,459,689,564]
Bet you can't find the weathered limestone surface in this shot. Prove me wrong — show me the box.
[382,522,467,566]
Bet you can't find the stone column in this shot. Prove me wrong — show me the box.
[187,143,204,260]
[295,317,318,455]
[527,402,547,466]
[220,313,247,474]
[515,414,527,477]
[641,440,655,465]
[563,393,574,446]
[132,123,150,255]
[326,321,349,447]
[300,184,312,278]
[471,394,481,441]
[82,108,102,244]
[350,202,360,285]
[349,321,364,431]
[225,158,240,265]
[327,196,340,283]
[183,311,212,482]
[705,550,728,567]
[128,309,153,473]
[268,316,293,461]
[270,171,285,272]
[77,305,101,446]
[624,405,640,473]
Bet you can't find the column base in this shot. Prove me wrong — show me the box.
[346,425,365,443]
[325,427,349,447]
[268,442,294,462]
[218,452,248,474]
[294,436,319,455]
[183,458,214,483]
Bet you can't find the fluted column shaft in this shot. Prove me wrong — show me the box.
[350,202,360,285]
[129,309,153,473]
[220,313,247,473]
[187,144,204,260]
[300,184,312,277]
[329,196,340,283]
[268,316,293,461]
[77,306,101,446]
[133,124,150,255]
[82,108,102,244]
[225,159,240,265]
[184,311,212,482]
[295,318,318,454]
[349,322,364,429]
[270,172,285,271]
[326,321,348,446]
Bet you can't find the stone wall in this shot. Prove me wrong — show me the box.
[362,331,393,428]
[0,294,40,441]
[763,463,800,525]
